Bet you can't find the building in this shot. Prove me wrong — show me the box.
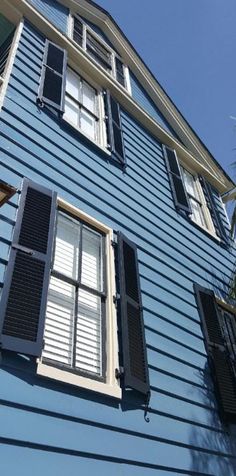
[0,1,236,474]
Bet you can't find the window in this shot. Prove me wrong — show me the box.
[194,284,236,423]
[181,167,208,229]
[163,145,227,241]
[72,16,130,91]
[0,179,150,401]
[42,211,106,380]
[38,40,126,164]
[0,18,15,97]
[64,67,105,145]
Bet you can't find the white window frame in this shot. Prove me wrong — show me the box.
[0,20,23,112]
[37,197,121,399]
[64,64,108,151]
[180,165,218,237]
[69,13,131,94]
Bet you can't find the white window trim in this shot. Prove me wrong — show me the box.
[69,13,131,93]
[64,62,109,153]
[181,164,220,240]
[0,20,23,112]
[37,197,121,400]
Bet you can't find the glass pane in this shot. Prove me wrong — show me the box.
[86,32,112,71]
[80,109,96,140]
[66,68,80,100]
[190,198,206,227]
[73,17,83,46]
[182,169,196,197]
[76,289,102,375]
[43,277,75,366]
[64,96,79,126]
[81,226,103,291]
[82,81,96,114]
[54,212,80,280]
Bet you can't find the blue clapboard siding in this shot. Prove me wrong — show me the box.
[0,20,236,476]
[26,0,69,33]
[130,71,181,140]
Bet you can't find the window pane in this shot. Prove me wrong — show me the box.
[190,198,206,227]
[82,81,96,114]
[54,213,80,280]
[86,32,111,71]
[43,277,75,366]
[76,288,102,375]
[81,226,103,291]
[64,96,79,126]
[182,169,196,197]
[80,109,96,140]
[73,17,83,46]
[66,68,80,100]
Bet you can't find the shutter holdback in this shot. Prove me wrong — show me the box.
[144,390,151,423]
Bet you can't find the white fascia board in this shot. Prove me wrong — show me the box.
[4,0,234,193]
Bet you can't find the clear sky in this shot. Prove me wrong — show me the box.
[96,0,236,184]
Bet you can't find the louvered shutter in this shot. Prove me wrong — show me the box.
[104,91,125,165]
[0,179,57,356]
[194,284,236,422]
[117,232,150,396]
[38,40,67,112]
[163,145,191,214]
[199,176,228,243]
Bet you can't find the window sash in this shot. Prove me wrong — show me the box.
[64,68,100,142]
[72,15,128,89]
[42,211,107,380]
[181,167,207,228]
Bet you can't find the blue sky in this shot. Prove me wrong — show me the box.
[96,0,236,184]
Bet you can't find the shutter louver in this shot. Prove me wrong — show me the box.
[163,145,191,214]
[104,91,125,165]
[0,179,57,356]
[117,232,150,396]
[194,284,236,423]
[199,176,228,243]
[38,40,67,112]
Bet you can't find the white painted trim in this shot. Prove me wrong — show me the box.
[37,362,121,399]
[3,0,233,192]
[0,19,23,112]
[216,297,236,316]
[37,198,121,399]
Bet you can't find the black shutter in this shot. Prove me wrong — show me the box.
[117,232,150,396]
[163,145,191,214]
[199,176,228,243]
[104,91,125,165]
[194,284,236,423]
[0,179,57,356]
[38,40,67,112]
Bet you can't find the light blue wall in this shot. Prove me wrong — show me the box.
[0,20,236,476]
[130,72,181,140]
[26,0,69,33]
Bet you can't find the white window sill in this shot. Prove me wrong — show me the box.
[37,361,122,400]
[63,116,111,157]
[187,215,222,244]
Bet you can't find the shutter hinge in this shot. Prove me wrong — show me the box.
[111,239,117,248]
[115,367,124,380]
[12,244,35,256]
[113,293,120,307]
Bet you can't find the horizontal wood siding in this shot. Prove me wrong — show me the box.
[26,0,69,33]
[0,20,236,476]
[130,71,181,140]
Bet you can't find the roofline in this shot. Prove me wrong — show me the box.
[85,0,234,188]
